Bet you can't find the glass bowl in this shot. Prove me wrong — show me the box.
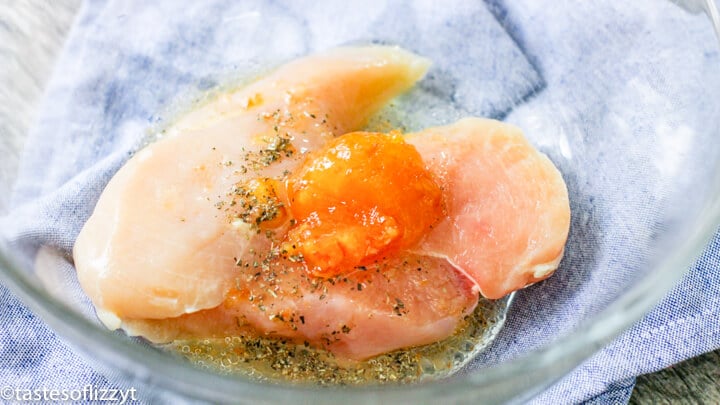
[2,1,720,403]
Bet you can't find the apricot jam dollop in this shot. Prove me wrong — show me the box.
[285,131,443,277]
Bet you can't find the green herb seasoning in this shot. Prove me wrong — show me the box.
[226,178,285,231]
[166,297,509,386]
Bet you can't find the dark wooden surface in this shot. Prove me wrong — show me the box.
[1,1,718,404]
[630,350,720,404]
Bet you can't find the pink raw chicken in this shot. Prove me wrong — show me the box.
[121,118,570,360]
[408,118,570,299]
[74,46,570,361]
[73,46,432,325]
[124,254,478,361]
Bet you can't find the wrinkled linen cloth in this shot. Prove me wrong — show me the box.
[2,0,720,403]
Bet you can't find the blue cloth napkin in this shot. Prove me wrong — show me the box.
[1,0,720,404]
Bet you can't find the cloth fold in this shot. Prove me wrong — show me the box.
[2,0,720,404]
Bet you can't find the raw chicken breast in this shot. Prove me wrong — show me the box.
[74,45,569,363]
[119,118,569,360]
[73,46,430,326]
[123,254,478,360]
[407,118,571,299]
